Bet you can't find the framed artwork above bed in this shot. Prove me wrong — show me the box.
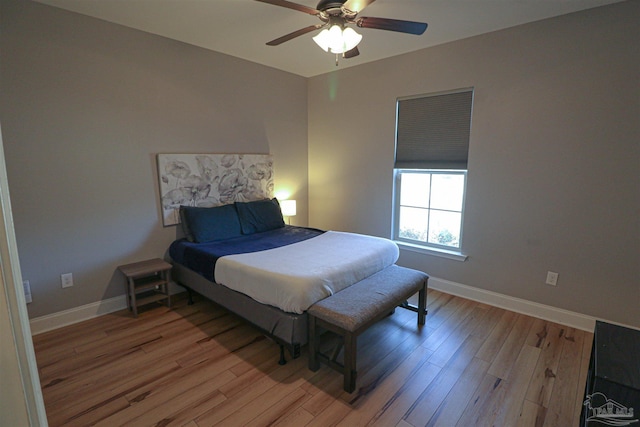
[157,153,274,226]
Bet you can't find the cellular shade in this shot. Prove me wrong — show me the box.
[395,89,473,170]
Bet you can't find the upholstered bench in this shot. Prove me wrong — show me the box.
[307,264,429,393]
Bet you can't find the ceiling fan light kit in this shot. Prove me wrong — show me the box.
[256,0,427,61]
[313,24,362,54]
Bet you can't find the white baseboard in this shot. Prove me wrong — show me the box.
[30,284,186,335]
[429,276,597,332]
[30,295,128,335]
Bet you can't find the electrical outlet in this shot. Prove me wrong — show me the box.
[23,280,32,304]
[546,271,559,286]
[61,273,74,288]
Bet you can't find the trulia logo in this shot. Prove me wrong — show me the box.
[583,392,638,426]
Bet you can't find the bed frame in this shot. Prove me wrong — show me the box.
[170,260,306,363]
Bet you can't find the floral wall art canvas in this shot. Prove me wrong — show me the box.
[157,153,274,226]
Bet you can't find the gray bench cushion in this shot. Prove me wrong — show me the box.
[307,264,428,332]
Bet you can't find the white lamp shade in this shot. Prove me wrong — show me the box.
[328,25,345,53]
[342,27,362,52]
[280,199,296,217]
[312,28,332,52]
[313,25,362,54]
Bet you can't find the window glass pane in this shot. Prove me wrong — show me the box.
[427,210,461,248]
[394,169,465,250]
[430,174,464,211]
[399,206,428,242]
[400,173,430,208]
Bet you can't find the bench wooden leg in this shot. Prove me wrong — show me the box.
[418,278,428,325]
[308,315,320,371]
[344,332,357,393]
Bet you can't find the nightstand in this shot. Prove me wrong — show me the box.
[118,258,172,317]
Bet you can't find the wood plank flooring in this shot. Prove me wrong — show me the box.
[32,289,592,426]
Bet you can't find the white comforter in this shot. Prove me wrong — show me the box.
[214,231,399,314]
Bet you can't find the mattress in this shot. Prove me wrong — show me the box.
[216,231,399,313]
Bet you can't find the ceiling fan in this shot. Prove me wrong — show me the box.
[255,0,428,60]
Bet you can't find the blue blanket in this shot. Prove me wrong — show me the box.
[169,225,324,282]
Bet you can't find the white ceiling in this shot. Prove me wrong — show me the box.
[34,0,622,78]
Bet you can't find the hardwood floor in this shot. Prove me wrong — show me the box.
[32,289,592,426]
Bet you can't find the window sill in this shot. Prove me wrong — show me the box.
[395,241,468,262]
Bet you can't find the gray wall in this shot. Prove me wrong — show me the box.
[308,1,639,328]
[0,0,309,318]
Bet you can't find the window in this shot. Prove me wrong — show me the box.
[392,89,473,254]
[395,169,466,249]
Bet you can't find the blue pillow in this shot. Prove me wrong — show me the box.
[235,198,285,235]
[179,204,242,243]
[179,207,196,242]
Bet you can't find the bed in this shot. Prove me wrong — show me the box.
[167,198,401,361]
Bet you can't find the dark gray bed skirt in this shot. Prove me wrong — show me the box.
[169,260,308,353]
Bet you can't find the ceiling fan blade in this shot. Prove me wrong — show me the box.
[343,46,360,59]
[255,0,320,16]
[266,24,325,46]
[356,17,427,35]
[342,0,376,13]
